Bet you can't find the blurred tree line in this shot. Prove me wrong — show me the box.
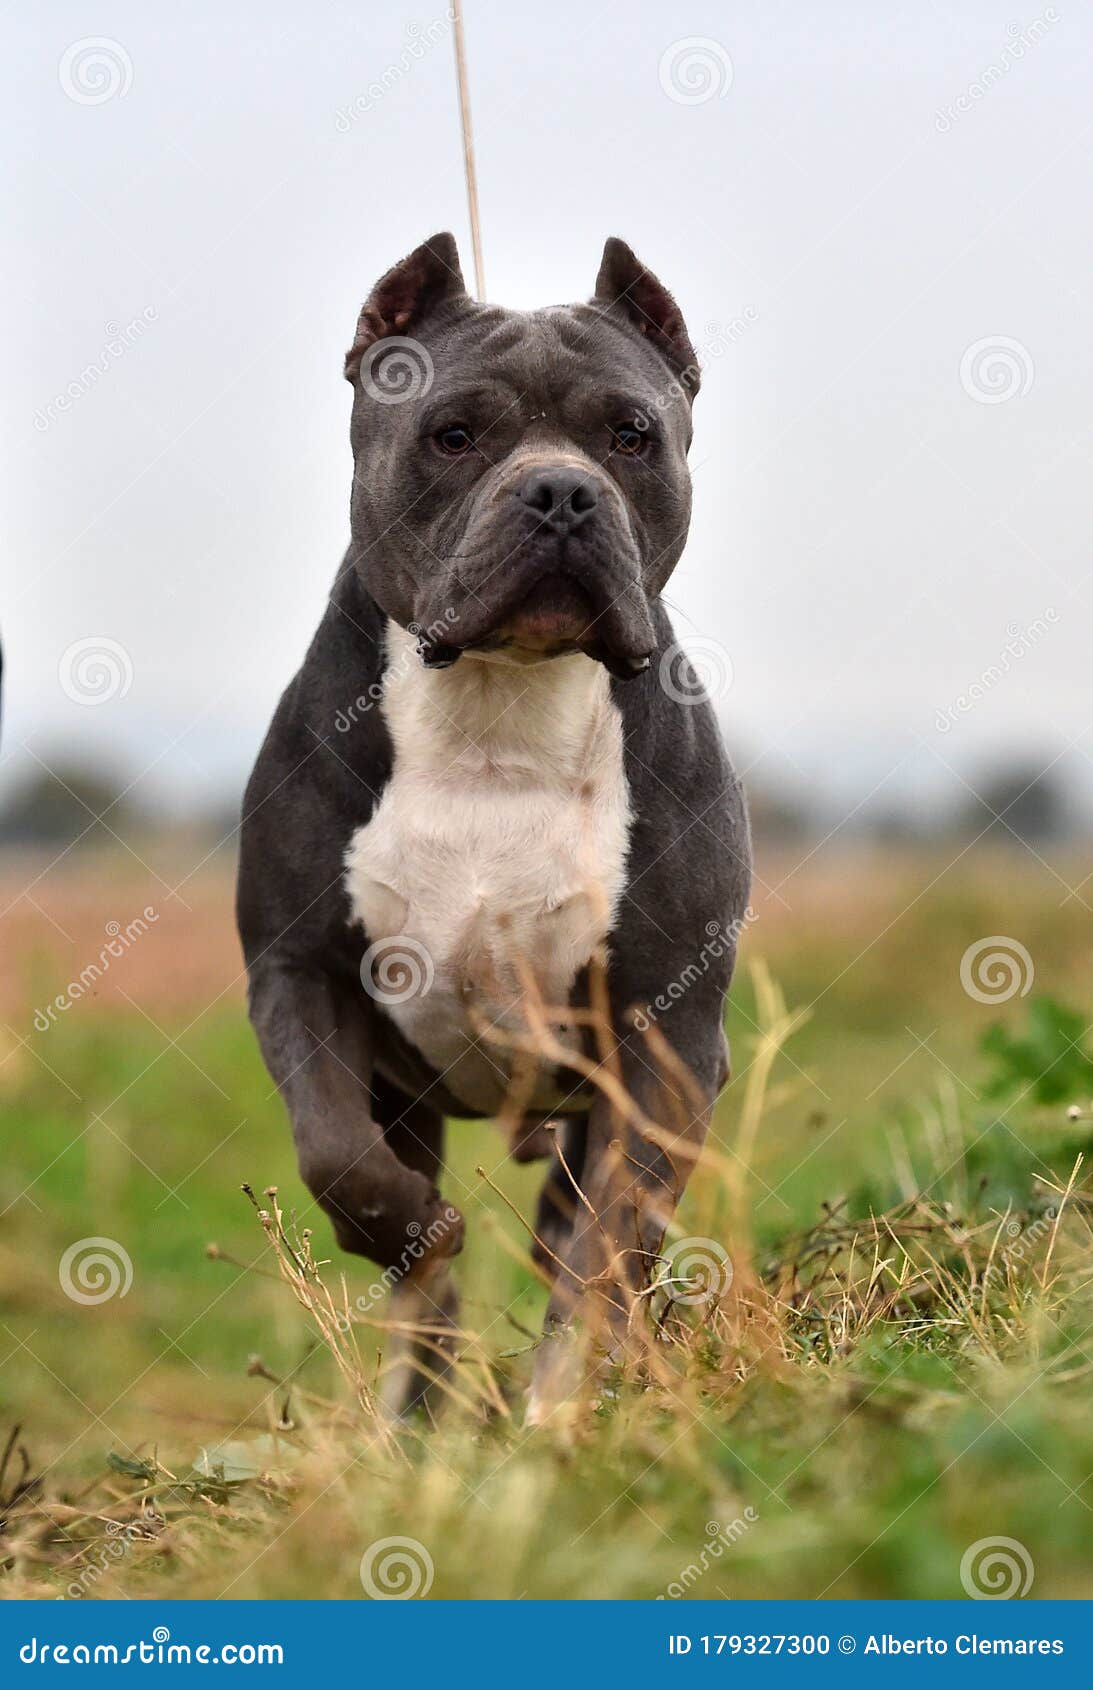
[0,765,238,850]
[0,757,1081,855]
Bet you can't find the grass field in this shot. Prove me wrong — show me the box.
[2,841,1092,1600]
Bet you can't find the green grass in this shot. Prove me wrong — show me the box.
[2,848,1092,1600]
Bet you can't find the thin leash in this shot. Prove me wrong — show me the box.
[451,0,486,300]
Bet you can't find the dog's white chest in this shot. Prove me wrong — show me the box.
[343,626,632,1113]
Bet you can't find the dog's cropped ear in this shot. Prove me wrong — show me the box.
[593,237,699,395]
[345,233,467,380]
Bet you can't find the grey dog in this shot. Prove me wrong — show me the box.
[236,233,751,1422]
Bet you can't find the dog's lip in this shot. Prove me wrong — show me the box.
[493,572,596,651]
[416,552,656,671]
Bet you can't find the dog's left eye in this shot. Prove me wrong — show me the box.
[434,424,476,457]
[611,421,648,455]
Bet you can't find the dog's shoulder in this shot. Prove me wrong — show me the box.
[236,558,393,964]
[612,602,748,842]
[607,600,752,1021]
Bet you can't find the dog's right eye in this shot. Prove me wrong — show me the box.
[610,421,649,456]
[433,425,475,457]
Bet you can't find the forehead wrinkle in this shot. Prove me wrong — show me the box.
[569,302,692,393]
[528,308,682,415]
[423,377,521,410]
[440,304,530,359]
[430,306,682,429]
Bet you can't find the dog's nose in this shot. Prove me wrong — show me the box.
[518,467,599,532]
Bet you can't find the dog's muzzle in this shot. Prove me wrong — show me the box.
[414,460,656,679]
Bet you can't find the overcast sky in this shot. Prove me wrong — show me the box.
[3,0,1091,827]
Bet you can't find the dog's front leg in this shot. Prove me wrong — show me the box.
[526,1018,723,1426]
[247,960,463,1271]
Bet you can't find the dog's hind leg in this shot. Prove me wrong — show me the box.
[527,1007,724,1428]
[371,1077,460,1423]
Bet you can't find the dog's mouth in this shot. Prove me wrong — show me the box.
[416,559,655,680]
[493,573,596,653]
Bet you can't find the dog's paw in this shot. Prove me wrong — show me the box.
[417,1194,464,1263]
[325,1171,463,1272]
[509,1118,558,1164]
[525,1324,586,1431]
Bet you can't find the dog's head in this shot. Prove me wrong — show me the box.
[344,233,700,679]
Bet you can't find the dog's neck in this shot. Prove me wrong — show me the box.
[382,620,616,784]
